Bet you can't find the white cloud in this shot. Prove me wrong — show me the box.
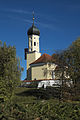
[1,8,58,30]
[4,8,32,15]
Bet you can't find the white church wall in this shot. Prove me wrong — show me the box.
[27,52,41,70]
[31,63,57,80]
[32,35,40,52]
[28,35,40,52]
[46,63,57,79]
[27,51,41,80]
[31,63,46,80]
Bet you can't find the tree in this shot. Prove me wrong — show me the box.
[65,38,80,84]
[52,38,80,100]
[52,52,69,99]
[0,41,21,102]
[64,38,80,99]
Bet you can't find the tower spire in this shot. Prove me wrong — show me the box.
[32,11,35,25]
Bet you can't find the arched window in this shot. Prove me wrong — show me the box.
[34,42,36,46]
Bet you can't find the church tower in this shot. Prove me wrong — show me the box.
[25,13,41,80]
[27,13,40,52]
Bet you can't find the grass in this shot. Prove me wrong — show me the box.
[9,87,80,120]
[14,87,53,104]
[14,87,80,104]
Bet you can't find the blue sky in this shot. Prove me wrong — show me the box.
[0,0,80,80]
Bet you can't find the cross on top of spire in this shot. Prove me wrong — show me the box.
[27,11,40,36]
[32,11,35,25]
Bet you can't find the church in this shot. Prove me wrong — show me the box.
[23,15,71,88]
[25,15,57,81]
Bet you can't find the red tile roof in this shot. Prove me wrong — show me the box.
[30,53,52,65]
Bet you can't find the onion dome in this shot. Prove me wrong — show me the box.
[27,24,40,36]
[27,12,40,36]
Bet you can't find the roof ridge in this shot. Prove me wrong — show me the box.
[30,53,52,65]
